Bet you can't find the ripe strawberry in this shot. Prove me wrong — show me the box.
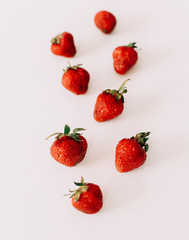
[66,177,103,214]
[113,42,138,74]
[46,124,87,167]
[51,32,76,57]
[62,63,90,95]
[94,10,116,34]
[94,79,129,122]
[115,132,150,172]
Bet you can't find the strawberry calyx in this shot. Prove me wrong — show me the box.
[126,42,137,49]
[45,124,86,142]
[51,33,63,44]
[131,132,151,152]
[63,62,82,73]
[65,177,89,202]
[104,79,130,102]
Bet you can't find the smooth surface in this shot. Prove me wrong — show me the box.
[1,0,189,239]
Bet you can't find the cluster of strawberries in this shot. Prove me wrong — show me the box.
[47,11,151,215]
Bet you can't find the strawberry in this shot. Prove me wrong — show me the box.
[62,63,90,95]
[113,42,138,74]
[66,177,103,214]
[51,32,76,57]
[94,79,129,122]
[94,10,116,34]
[46,124,87,167]
[115,132,150,172]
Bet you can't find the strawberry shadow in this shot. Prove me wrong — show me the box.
[75,29,118,58]
[126,93,159,119]
[101,173,146,213]
[139,46,173,70]
[83,138,115,167]
[117,14,149,36]
[147,133,189,168]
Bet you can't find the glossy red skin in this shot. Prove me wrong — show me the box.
[50,136,87,167]
[62,67,90,95]
[113,46,138,74]
[94,92,124,122]
[94,10,116,34]
[72,183,103,214]
[51,32,76,57]
[115,138,146,172]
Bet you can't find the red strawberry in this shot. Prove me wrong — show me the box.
[46,124,87,167]
[62,63,90,95]
[115,132,150,172]
[113,42,138,74]
[66,177,103,214]
[94,10,116,34]
[51,32,76,57]
[94,79,129,122]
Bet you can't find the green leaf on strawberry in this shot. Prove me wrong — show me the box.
[65,177,89,202]
[64,124,70,134]
[104,79,130,103]
[46,124,86,142]
[131,132,151,152]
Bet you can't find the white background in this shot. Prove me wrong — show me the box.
[1,0,189,239]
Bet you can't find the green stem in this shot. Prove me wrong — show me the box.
[126,42,137,48]
[63,63,83,73]
[118,79,130,93]
[45,132,62,140]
